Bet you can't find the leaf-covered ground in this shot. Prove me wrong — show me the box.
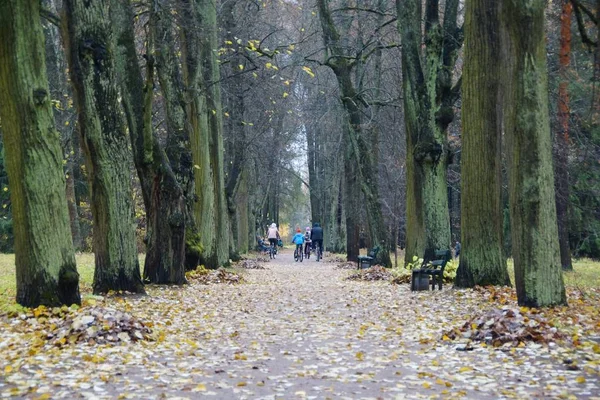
[0,251,599,399]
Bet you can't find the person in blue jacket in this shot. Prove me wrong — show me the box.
[291,228,305,259]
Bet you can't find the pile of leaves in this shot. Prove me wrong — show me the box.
[335,261,358,270]
[186,267,243,285]
[345,265,391,281]
[327,255,346,264]
[235,260,266,270]
[390,267,412,284]
[10,304,153,346]
[442,307,564,347]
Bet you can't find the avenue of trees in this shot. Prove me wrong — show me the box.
[0,0,598,307]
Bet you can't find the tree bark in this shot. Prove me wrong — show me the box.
[455,0,510,287]
[198,0,231,266]
[502,0,566,307]
[111,0,187,285]
[42,0,83,251]
[396,0,461,263]
[180,0,216,268]
[555,0,573,270]
[63,0,145,294]
[0,0,80,307]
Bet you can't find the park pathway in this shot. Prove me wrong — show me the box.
[1,250,599,399]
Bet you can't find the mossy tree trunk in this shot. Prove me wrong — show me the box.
[0,0,80,307]
[180,0,216,268]
[455,0,510,287]
[42,1,83,251]
[198,0,231,266]
[502,0,566,307]
[111,0,187,285]
[396,0,462,263]
[63,0,144,294]
[316,0,391,266]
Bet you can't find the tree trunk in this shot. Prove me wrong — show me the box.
[197,0,231,266]
[397,0,461,262]
[455,0,510,287]
[181,0,216,268]
[502,0,566,307]
[111,0,187,285]
[63,0,145,294]
[0,0,80,307]
[42,1,83,250]
[555,0,573,270]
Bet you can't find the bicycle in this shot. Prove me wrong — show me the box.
[294,244,303,262]
[269,243,277,259]
[304,241,311,259]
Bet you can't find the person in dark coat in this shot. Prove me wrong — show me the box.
[310,222,324,255]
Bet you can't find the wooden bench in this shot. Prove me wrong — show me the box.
[357,246,380,269]
[411,249,451,291]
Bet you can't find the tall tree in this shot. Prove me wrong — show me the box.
[455,0,510,287]
[0,0,80,306]
[316,0,392,266]
[502,0,566,307]
[63,0,145,294]
[555,0,574,270]
[396,0,462,263]
[111,0,187,284]
[199,0,231,266]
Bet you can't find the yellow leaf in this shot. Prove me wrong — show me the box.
[471,323,478,330]
[422,382,431,389]
[265,62,272,69]
[193,383,207,392]
[283,92,289,98]
[301,66,315,78]
[4,365,13,373]
[238,64,244,70]
[224,112,230,117]
[3,187,8,192]
[193,165,200,170]
[36,394,51,400]
[576,376,586,384]
[442,335,450,341]
[225,40,233,45]
[592,344,600,354]
[435,378,445,385]
[237,382,247,387]
[65,121,69,126]
[355,351,364,361]
[458,366,472,373]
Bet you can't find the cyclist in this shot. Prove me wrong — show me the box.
[292,228,305,260]
[303,227,312,258]
[311,222,324,260]
[267,223,280,257]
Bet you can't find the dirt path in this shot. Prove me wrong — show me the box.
[1,250,598,399]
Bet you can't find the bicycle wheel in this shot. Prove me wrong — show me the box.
[300,248,304,262]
